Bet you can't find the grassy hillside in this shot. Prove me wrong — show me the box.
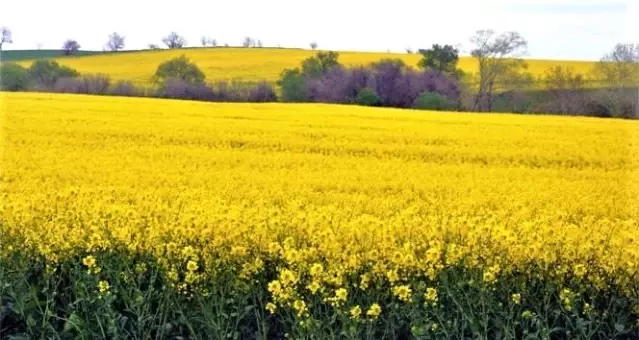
[14,47,598,86]
[0,49,101,62]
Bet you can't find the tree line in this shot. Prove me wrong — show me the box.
[0,27,266,54]
[1,25,638,118]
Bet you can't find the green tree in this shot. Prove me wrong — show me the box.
[316,51,339,70]
[277,68,308,102]
[301,51,340,78]
[413,92,457,111]
[27,60,79,88]
[418,44,462,77]
[0,63,29,91]
[355,88,381,106]
[301,57,324,78]
[153,55,205,85]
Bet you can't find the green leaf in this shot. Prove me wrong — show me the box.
[64,312,85,332]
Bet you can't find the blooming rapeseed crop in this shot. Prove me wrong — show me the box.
[1,92,638,335]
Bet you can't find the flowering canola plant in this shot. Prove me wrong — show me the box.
[1,92,638,337]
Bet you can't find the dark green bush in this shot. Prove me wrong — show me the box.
[413,92,457,111]
[277,68,308,102]
[301,51,340,78]
[0,63,29,91]
[154,55,205,85]
[355,87,381,106]
[27,60,79,89]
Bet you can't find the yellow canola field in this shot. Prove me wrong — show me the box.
[1,93,638,297]
[17,48,598,86]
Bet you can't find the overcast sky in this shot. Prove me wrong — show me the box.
[1,0,636,60]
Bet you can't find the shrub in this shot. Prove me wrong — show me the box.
[413,92,457,111]
[355,88,381,106]
[53,77,83,93]
[248,81,277,102]
[0,63,29,91]
[371,59,409,107]
[371,64,461,109]
[156,79,276,103]
[277,68,308,102]
[53,75,111,95]
[159,78,214,101]
[303,62,460,109]
[154,56,205,86]
[27,60,79,89]
[110,81,141,97]
[81,74,111,94]
[307,67,378,104]
[307,67,355,103]
[211,81,251,102]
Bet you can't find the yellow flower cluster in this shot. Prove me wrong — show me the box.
[17,48,598,86]
[1,93,638,316]
[424,287,438,306]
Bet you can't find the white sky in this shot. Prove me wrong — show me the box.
[0,0,636,60]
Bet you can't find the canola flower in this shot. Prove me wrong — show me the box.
[1,92,638,321]
[82,255,96,268]
[16,48,598,86]
[349,305,362,320]
[392,285,412,302]
[366,304,382,319]
[511,293,521,305]
[424,287,438,305]
[98,280,110,294]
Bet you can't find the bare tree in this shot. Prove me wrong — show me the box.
[257,40,263,48]
[592,43,639,118]
[469,29,529,112]
[310,42,318,50]
[162,32,187,49]
[148,43,160,50]
[0,27,13,52]
[242,37,255,48]
[201,37,217,47]
[542,66,587,115]
[106,32,125,51]
[62,39,81,56]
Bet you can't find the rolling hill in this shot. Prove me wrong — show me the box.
[12,47,599,86]
[0,49,101,62]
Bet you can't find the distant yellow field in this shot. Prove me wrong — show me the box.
[17,48,598,86]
